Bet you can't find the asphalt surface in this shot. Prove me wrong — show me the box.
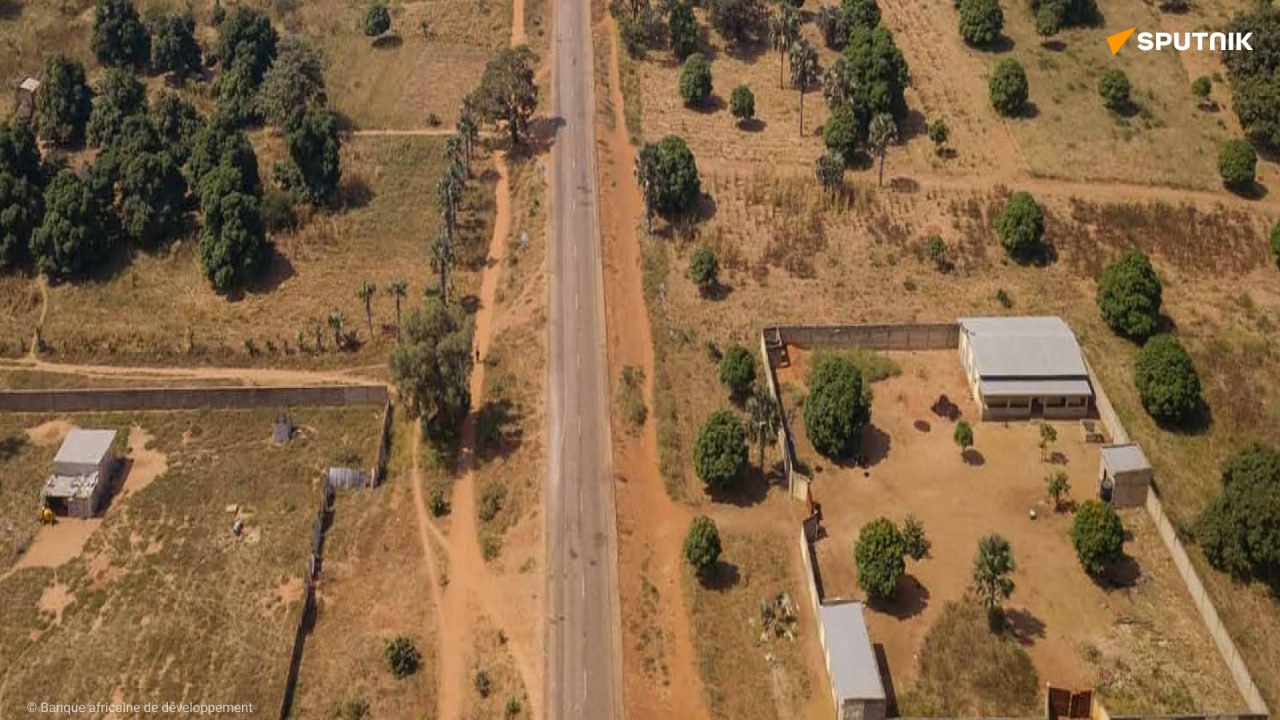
[544,0,622,717]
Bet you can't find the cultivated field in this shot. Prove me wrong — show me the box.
[0,406,381,714]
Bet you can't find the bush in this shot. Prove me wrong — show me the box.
[1191,75,1211,100]
[649,135,701,218]
[730,84,755,124]
[384,635,422,679]
[823,107,859,161]
[718,343,756,397]
[927,117,949,154]
[669,3,699,61]
[804,353,872,459]
[92,0,151,69]
[902,514,929,561]
[261,188,300,233]
[953,419,973,454]
[474,669,492,698]
[679,53,713,106]
[1218,139,1257,190]
[683,515,722,571]
[1096,250,1163,341]
[815,151,846,191]
[478,483,506,522]
[1071,499,1125,575]
[958,0,1004,46]
[1034,4,1060,36]
[1270,221,1280,268]
[815,5,849,48]
[924,234,948,270]
[1197,443,1280,586]
[994,191,1044,258]
[428,485,448,516]
[1046,471,1070,510]
[856,517,905,601]
[688,246,719,295]
[989,59,1029,117]
[708,0,765,43]
[693,410,747,489]
[841,0,881,30]
[1098,68,1131,111]
[1133,334,1202,425]
[364,1,392,38]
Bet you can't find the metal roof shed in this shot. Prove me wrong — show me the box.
[957,316,1093,420]
[53,429,117,477]
[1099,443,1152,507]
[817,601,886,720]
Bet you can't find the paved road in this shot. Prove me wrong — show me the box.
[545,0,621,717]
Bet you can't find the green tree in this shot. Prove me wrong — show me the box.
[745,382,781,474]
[358,280,376,338]
[119,150,188,247]
[151,92,205,165]
[1197,443,1280,587]
[693,409,748,489]
[199,167,268,291]
[0,122,46,269]
[994,191,1044,258]
[804,353,872,460]
[683,515,722,572]
[1191,75,1211,101]
[1071,499,1124,575]
[384,636,422,679]
[768,4,800,89]
[902,514,929,561]
[718,343,756,397]
[474,46,540,146]
[1097,250,1163,341]
[924,234,948,270]
[730,84,755,125]
[972,534,1015,622]
[213,7,279,125]
[868,112,897,187]
[855,517,906,601]
[187,114,261,200]
[1218,139,1257,191]
[790,39,820,135]
[283,109,342,204]
[87,68,149,149]
[390,298,476,441]
[953,419,974,455]
[641,135,701,219]
[1098,67,1132,112]
[1037,421,1057,461]
[709,0,765,44]
[989,58,1029,116]
[1222,8,1280,149]
[30,169,113,280]
[92,0,151,69]
[669,3,699,61]
[257,35,328,130]
[35,55,93,146]
[688,245,719,296]
[841,0,881,30]
[927,117,950,155]
[830,27,910,143]
[364,1,392,40]
[1034,4,1060,37]
[958,0,1004,46]
[823,107,858,162]
[387,278,409,338]
[1133,334,1202,425]
[815,5,849,48]
[815,150,846,191]
[151,12,203,81]
[1045,471,1070,510]
[679,53,713,106]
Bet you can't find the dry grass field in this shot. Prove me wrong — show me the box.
[0,406,381,713]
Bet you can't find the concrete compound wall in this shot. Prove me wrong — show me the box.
[0,384,389,413]
[771,323,960,352]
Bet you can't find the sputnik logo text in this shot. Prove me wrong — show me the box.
[1107,27,1253,55]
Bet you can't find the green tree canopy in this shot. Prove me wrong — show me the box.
[364,1,392,38]
[989,58,1029,116]
[1270,221,1280,269]
[902,514,929,561]
[994,191,1043,258]
[815,5,849,48]
[650,135,701,218]
[283,109,342,205]
[87,68,149,149]
[688,245,719,295]
[1222,7,1280,149]
[823,106,859,161]
[669,3,699,60]
[972,533,1015,616]
[0,122,46,269]
[35,55,93,146]
[1097,249,1163,341]
[119,150,188,248]
[804,353,872,459]
[474,46,539,146]
[1071,499,1125,575]
[679,53,713,106]
[683,515,723,572]
[954,419,974,454]
[730,84,755,123]
[1218,138,1257,190]
[151,92,205,165]
[693,409,748,489]
[958,0,1004,46]
[815,150,845,191]
[257,35,328,130]
[1098,67,1131,112]
[709,0,765,43]
[855,517,905,601]
[1133,334,1202,425]
[719,343,756,397]
[390,298,476,441]
[92,0,151,69]
[187,114,261,200]
[151,12,203,81]
[1197,443,1280,589]
[384,636,422,679]
[30,169,114,280]
[199,169,268,291]
[841,0,881,30]
[830,26,911,144]
[213,7,279,125]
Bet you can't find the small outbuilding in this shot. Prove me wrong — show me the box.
[958,316,1094,420]
[14,76,39,121]
[325,466,368,491]
[1099,442,1152,507]
[817,600,886,720]
[42,429,117,518]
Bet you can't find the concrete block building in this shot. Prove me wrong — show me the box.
[817,601,886,720]
[1099,442,1152,507]
[42,429,117,518]
[958,316,1094,420]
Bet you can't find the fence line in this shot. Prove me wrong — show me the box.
[0,384,389,413]
[769,322,960,352]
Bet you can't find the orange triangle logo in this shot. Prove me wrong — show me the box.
[1107,27,1136,55]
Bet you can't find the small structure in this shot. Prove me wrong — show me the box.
[816,601,886,720]
[14,76,39,122]
[325,466,368,491]
[273,411,294,444]
[42,429,117,518]
[1099,442,1152,507]
[958,316,1093,420]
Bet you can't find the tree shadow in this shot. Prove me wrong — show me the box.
[738,117,767,133]
[877,573,930,619]
[335,174,375,210]
[459,294,482,314]
[708,464,770,507]
[475,397,524,462]
[1154,399,1214,436]
[888,176,920,193]
[521,115,566,157]
[860,424,892,467]
[0,0,23,19]
[695,191,718,224]
[986,34,1017,53]
[1004,607,1047,645]
[689,94,727,115]
[702,280,734,301]
[1041,39,1068,52]
[931,394,961,421]
[372,34,404,50]
[1012,238,1058,267]
[723,38,768,63]
[875,643,901,717]
[1094,553,1142,589]
[962,448,986,466]
[1048,450,1068,465]
[698,560,741,590]
[913,419,931,433]
[0,434,26,461]
[1020,101,1041,120]
[1225,181,1269,201]
[241,247,297,295]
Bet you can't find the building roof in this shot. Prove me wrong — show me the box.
[818,601,885,702]
[54,429,117,467]
[19,77,40,92]
[981,378,1093,397]
[959,316,1088,379]
[1101,443,1150,474]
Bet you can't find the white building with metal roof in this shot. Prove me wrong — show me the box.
[43,429,117,518]
[817,601,886,720]
[958,316,1094,420]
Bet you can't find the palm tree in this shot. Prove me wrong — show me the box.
[430,226,455,304]
[789,39,820,136]
[972,534,1016,624]
[445,134,468,180]
[327,310,346,349]
[458,96,479,165]
[387,278,408,339]
[746,382,781,476]
[868,113,898,187]
[437,171,462,245]
[357,280,376,339]
[769,5,800,89]
[635,143,661,234]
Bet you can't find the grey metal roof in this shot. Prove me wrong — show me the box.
[54,429,116,466]
[818,601,885,701]
[980,378,1093,397]
[1101,443,1150,474]
[960,316,1088,379]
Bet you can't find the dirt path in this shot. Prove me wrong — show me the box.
[597,17,711,720]
[0,357,384,387]
[408,421,448,665]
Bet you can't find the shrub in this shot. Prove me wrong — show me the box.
[428,485,448,516]
[856,517,905,601]
[384,635,422,679]
[478,483,506,522]
[994,191,1044,258]
[927,117,950,154]
[1133,334,1202,425]
[815,151,846,191]
[505,696,523,718]
[958,0,1004,46]
[1096,250,1163,341]
[953,419,973,455]
[823,107,859,161]
[1098,68,1131,111]
[688,246,719,295]
[648,135,701,218]
[1218,139,1257,190]
[708,0,765,43]
[1071,500,1124,575]
[693,410,747,489]
[679,53,713,106]
[730,84,755,124]
[1046,471,1070,510]
[683,515,722,571]
[804,353,872,460]
[474,669,492,698]
[1034,4,1060,36]
[364,1,392,38]
[1197,443,1280,586]
[261,188,300,233]
[841,0,881,30]
[669,3,699,61]
[989,59,1029,117]
[902,514,929,561]
[1270,221,1280,268]
[972,534,1015,617]
[995,287,1013,308]
[815,5,849,48]
[1191,75,1211,100]
[92,0,151,69]
[924,234,948,270]
[718,344,757,397]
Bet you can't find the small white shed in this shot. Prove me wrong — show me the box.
[43,429,117,517]
[1099,443,1152,507]
[817,601,886,720]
